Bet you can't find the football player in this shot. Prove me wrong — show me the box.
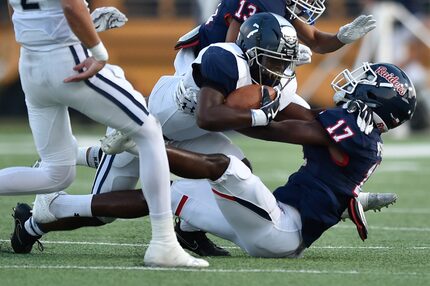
[11,63,409,258]
[3,0,207,267]
[173,0,376,75]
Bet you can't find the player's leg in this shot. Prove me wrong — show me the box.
[0,47,78,195]
[55,45,207,267]
[209,155,303,258]
[12,150,141,253]
[171,179,236,256]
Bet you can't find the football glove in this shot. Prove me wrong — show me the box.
[260,85,280,123]
[345,99,374,135]
[100,129,138,155]
[296,44,312,66]
[91,7,128,33]
[337,15,376,44]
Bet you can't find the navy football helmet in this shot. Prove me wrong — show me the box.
[332,62,417,132]
[236,12,298,87]
[285,0,326,25]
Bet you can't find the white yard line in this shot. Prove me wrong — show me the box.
[1,239,429,250]
[0,265,427,276]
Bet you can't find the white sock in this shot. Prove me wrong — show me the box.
[179,220,200,232]
[150,212,176,243]
[24,217,45,237]
[50,194,93,219]
[76,146,101,168]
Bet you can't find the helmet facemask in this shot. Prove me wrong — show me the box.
[286,0,326,25]
[246,46,297,87]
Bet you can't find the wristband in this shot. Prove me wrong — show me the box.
[89,42,109,61]
[251,109,268,126]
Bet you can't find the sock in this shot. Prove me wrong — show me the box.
[50,194,93,219]
[76,146,102,168]
[24,217,45,237]
[149,212,176,243]
[179,220,200,232]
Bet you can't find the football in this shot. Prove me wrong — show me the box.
[224,84,277,110]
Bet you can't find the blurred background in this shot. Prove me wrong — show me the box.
[1,0,430,134]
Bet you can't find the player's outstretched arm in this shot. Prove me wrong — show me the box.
[61,0,107,82]
[293,15,376,54]
[239,119,332,146]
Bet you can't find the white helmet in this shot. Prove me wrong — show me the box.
[285,0,326,25]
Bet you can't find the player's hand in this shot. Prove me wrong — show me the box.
[296,44,312,66]
[345,99,374,135]
[337,15,376,44]
[91,7,128,32]
[260,85,280,123]
[64,57,106,83]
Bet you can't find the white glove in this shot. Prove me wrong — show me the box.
[100,129,138,155]
[296,44,312,66]
[91,7,128,33]
[337,15,376,44]
[344,100,374,135]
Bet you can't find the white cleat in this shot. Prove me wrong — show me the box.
[32,191,66,223]
[144,241,209,268]
[359,192,398,212]
[100,129,137,155]
[341,192,397,219]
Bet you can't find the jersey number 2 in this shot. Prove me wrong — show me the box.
[21,0,40,10]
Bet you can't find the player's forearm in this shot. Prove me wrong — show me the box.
[240,120,330,146]
[61,0,101,48]
[295,22,344,54]
[311,30,345,54]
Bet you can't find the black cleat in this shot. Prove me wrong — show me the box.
[10,203,43,254]
[175,219,230,257]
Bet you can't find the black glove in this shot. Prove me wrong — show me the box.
[346,99,374,135]
[260,86,280,123]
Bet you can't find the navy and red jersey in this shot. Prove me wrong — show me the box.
[197,0,287,53]
[273,108,383,247]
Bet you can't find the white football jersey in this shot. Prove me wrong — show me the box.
[8,0,86,51]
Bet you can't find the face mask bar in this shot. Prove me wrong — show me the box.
[286,0,326,25]
[247,47,297,85]
[331,62,378,94]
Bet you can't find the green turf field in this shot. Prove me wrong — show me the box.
[0,120,429,286]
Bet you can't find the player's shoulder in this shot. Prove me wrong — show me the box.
[199,43,248,75]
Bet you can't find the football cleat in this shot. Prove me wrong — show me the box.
[11,203,43,254]
[360,192,398,212]
[341,192,397,219]
[144,240,209,267]
[175,219,230,257]
[32,191,67,224]
[100,129,137,155]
